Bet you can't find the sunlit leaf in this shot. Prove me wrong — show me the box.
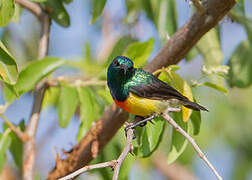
[77,87,101,141]
[15,57,65,95]
[91,0,106,24]
[133,117,165,157]
[228,40,252,88]
[0,41,18,85]
[0,128,12,172]
[57,84,79,128]
[0,0,15,27]
[123,38,154,67]
[44,0,70,27]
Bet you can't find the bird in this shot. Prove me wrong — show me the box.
[107,56,208,128]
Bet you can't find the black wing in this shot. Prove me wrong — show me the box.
[129,73,208,111]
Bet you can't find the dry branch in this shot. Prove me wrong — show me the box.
[48,0,236,179]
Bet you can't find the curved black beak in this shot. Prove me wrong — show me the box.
[120,64,127,75]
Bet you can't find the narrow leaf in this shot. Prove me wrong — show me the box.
[15,57,65,95]
[0,41,18,85]
[57,84,78,128]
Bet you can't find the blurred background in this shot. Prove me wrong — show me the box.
[0,0,252,179]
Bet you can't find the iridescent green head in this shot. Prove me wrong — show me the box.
[107,56,135,82]
[107,56,135,100]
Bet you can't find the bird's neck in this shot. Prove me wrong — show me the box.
[107,72,129,102]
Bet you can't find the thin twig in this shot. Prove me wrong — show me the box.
[190,0,206,15]
[15,0,43,20]
[162,109,223,180]
[59,161,117,180]
[21,4,51,180]
[58,128,134,180]
[0,114,29,142]
[112,128,134,180]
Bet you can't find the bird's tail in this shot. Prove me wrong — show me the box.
[182,100,208,111]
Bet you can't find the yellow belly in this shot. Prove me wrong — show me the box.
[115,93,168,117]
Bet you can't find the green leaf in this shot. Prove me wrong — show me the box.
[77,87,101,141]
[190,107,201,135]
[133,117,165,157]
[15,57,65,95]
[44,0,70,27]
[3,120,25,168]
[0,128,12,172]
[200,81,228,93]
[0,0,15,27]
[42,86,60,109]
[167,112,190,164]
[0,41,18,85]
[227,40,252,88]
[57,84,79,128]
[123,38,154,67]
[91,0,106,24]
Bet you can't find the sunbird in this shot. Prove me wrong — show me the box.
[107,56,208,128]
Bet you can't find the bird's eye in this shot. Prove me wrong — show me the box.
[113,61,120,66]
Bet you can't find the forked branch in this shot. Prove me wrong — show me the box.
[58,128,134,180]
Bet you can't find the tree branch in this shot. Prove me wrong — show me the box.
[15,0,43,20]
[48,0,236,179]
[58,161,117,180]
[162,109,222,180]
[22,5,51,180]
[0,114,29,142]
